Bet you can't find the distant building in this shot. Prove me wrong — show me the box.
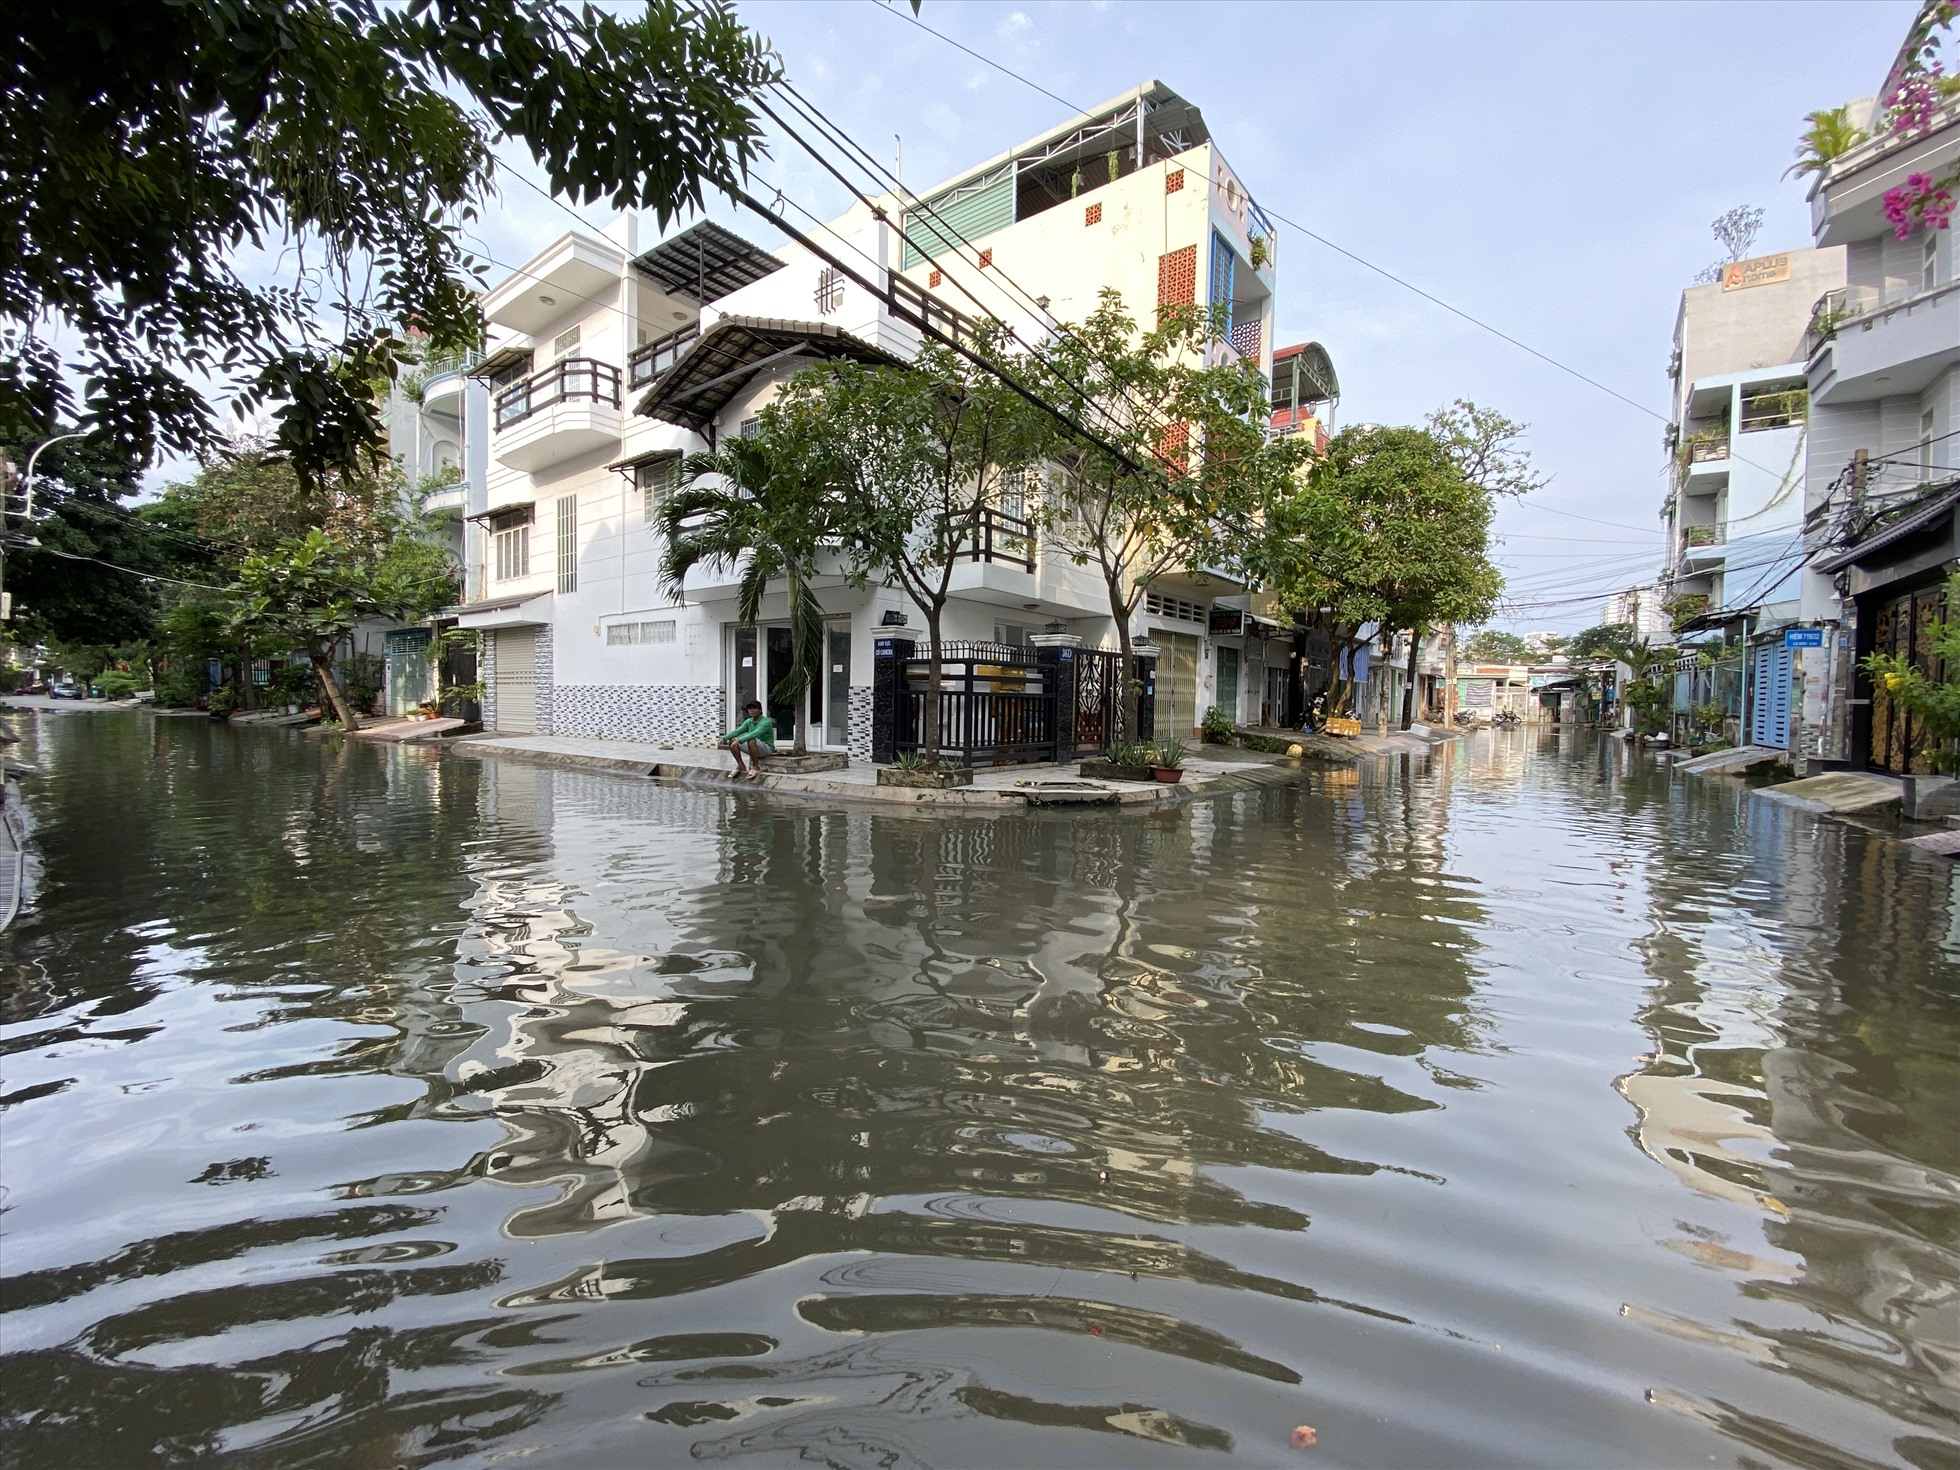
[1268,341,1336,453]
[1603,586,1669,642]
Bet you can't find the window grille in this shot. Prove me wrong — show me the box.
[605,619,677,646]
[637,457,680,521]
[1145,591,1206,624]
[552,324,581,358]
[738,417,760,439]
[493,523,530,581]
[815,267,844,315]
[998,467,1028,521]
[556,494,578,593]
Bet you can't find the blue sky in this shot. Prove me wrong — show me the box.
[486,0,1914,632]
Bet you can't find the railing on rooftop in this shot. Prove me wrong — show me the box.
[628,325,700,389]
[494,357,621,430]
[889,274,980,348]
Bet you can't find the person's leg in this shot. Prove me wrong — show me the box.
[725,737,748,775]
[743,739,764,777]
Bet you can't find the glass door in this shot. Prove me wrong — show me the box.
[824,626,851,749]
[1216,645,1240,724]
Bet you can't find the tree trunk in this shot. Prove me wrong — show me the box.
[1400,626,1420,730]
[311,646,361,731]
[1106,572,1139,745]
[922,603,943,760]
[240,639,257,712]
[788,570,808,755]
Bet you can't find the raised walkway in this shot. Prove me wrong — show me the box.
[445,727,1445,809]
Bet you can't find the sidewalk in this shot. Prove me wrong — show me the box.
[442,729,1440,809]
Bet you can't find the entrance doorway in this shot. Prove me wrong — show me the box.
[733,624,852,751]
[1154,632,1202,739]
[1215,645,1240,725]
[492,628,537,733]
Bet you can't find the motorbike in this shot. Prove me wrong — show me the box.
[1491,708,1522,727]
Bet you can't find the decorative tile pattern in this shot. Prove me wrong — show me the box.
[1230,318,1262,359]
[928,269,942,288]
[1084,202,1102,226]
[1156,420,1190,471]
[1165,168,1185,194]
[551,684,725,744]
[533,625,554,734]
[847,685,875,763]
[479,630,498,729]
[977,248,993,269]
[1157,245,1196,308]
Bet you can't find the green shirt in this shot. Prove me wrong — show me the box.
[723,714,776,748]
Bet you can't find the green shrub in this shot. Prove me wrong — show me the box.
[96,671,140,699]
[1201,706,1236,744]
[208,684,244,717]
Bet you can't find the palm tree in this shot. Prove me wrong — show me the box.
[657,435,827,754]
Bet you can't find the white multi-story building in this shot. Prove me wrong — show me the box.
[1798,3,1959,775]
[1602,586,1669,643]
[454,82,1282,751]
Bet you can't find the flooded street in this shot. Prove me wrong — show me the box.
[1,711,1956,1469]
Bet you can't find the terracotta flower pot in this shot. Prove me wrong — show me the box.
[1151,766,1184,783]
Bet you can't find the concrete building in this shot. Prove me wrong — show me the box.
[1798,4,1959,775]
[1603,586,1670,643]
[455,82,1287,751]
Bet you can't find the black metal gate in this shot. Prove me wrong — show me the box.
[872,640,1156,765]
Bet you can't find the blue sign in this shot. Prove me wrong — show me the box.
[1784,627,1824,648]
[874,638,895,657]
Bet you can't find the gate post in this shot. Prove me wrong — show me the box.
[1036,644,1077,763]
[871,635,915,764]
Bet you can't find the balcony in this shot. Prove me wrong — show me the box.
[946,504,1035,572]
[1676,431,1730,494]
[1810,103,1959,247]
[628,325,699,390]
[1810,279,1960,406]
[493,357,623,472]
[1678,524,1726,570]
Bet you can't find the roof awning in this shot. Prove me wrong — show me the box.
[452,590,551,630]
[605,447,684,473]
[469,344,533,381]
[633,316,901,434]
[632,221,784,305]
[1814,482,1960,573]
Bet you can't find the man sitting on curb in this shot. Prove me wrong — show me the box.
[721,701,776,779]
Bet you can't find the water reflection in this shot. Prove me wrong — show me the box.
[0,714,1954,1468]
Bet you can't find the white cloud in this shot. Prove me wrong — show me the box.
[996,10,1031,38]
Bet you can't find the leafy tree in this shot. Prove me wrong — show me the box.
[1426,399,1548,501]
[658,436,829,754]
[1019,295,1306,739]
[223,518,455,729]
[1461,629,1539,665]
[1255,423,1502,724]
[1568,622,1636,662]
[3,2,774,474]
[771,328,1039,757]
[1864,573,1960,772]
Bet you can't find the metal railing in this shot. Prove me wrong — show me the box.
[628,325,699,388]
[1686,434,1730,464]
[946,503,1035,571]
[880,643,1154,765]
[1682,524,1723,549]
[494,357,622,429]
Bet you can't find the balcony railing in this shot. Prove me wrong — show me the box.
[945,503,1034,571]
[628,325,699,389]
[1686,434,1730,463]
[494,357,621,429]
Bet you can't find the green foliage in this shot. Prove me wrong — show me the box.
[1201,705,1236,744]
[95,670,139,699]
[1786,106,1869,179]
[1665,593,1710,631]
[1692,700,1729,732]
[207,684,244,717]
[1568,622,1636,661]
[153,667,205,707]
[1460,629,1539,665]
[1105,740,1155,769]
[1863,574,1960,772]
[3,2,773,474]
[1426,400,1548,500]
[1149,737,1189,770]
[659,433,830,753]
[891,749,934,771]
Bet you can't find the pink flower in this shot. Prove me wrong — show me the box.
[1883,173,1958,239]
[1885,66,1943,138]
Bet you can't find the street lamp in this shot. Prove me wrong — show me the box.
[1,428,89,623]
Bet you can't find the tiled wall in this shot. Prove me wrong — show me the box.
[551,684,725,744]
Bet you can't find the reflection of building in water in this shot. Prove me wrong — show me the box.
[1620,789,1960,1457]
[440,767,1489,1273]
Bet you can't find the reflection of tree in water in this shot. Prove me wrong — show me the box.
[1618,770,1960,1465]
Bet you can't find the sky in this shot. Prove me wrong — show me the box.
[471,1,1916,632]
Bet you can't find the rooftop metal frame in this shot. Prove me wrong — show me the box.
[632,220,785,306]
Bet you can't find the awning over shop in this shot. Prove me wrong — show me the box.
[451,590,551,630]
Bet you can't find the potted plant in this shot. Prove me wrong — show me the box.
[1081,740,1156,782]
[876,750,975,789]
[1149,738,1188,783]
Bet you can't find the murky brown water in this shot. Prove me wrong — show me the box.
[1,711,1956,1469]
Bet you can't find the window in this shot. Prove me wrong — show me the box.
[637,457,680,522]
[487,353,533,388]
[556,494,578,593]
[552,324,582,359]
[1924,229,1940,292]
[738,417,760,440]
[1144,591,1206,624]
[997,467,1028,522]
[1923,410,1937,478]
[605,619,677,646]
[815,267,844,315]
[490,506,533,581]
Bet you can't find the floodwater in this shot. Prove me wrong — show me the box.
[1,713,1956,1470]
